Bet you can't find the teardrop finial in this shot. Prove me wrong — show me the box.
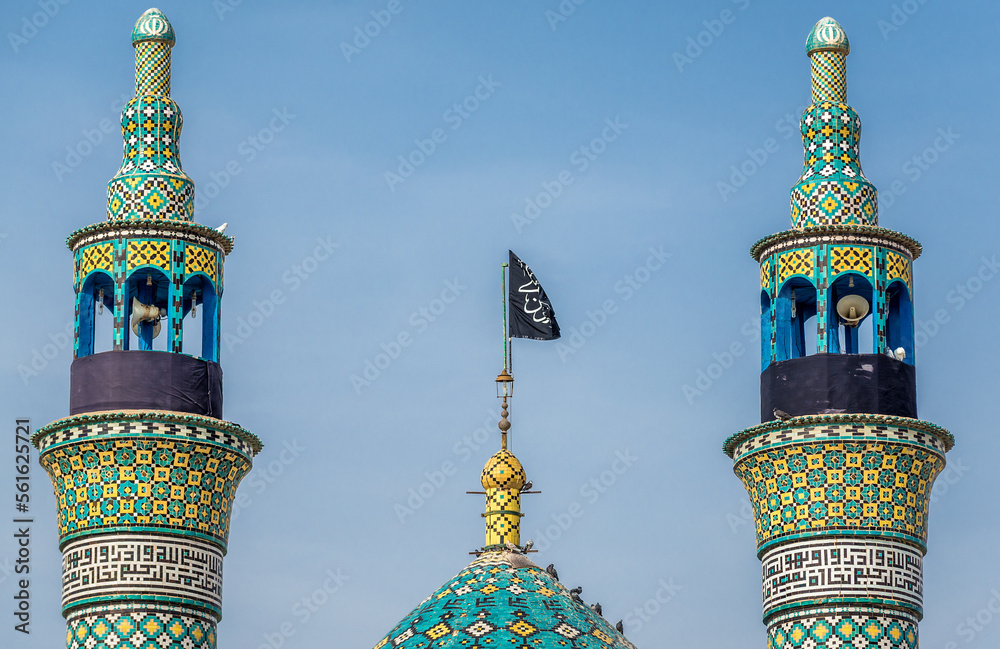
[132,8,175,47]
[806,17,849,56]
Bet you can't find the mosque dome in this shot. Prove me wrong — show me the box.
[481,449,526,490]
[373,551,637,649]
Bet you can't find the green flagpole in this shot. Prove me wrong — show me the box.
[501,262,509,372]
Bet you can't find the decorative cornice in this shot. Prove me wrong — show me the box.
[34,410,262,455]
[750,224,921,262]
[723,413,953,457]
[67,219,233,254]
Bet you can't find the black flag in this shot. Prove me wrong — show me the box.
[508,250,560,340]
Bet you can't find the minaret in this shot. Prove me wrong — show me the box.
[724,18,954,649]
[33,9,261,649]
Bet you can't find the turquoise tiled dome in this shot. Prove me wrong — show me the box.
[373,551,637,648]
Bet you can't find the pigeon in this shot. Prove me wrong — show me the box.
[616,620,624,635]
[569,586,583,603]
[215,223,228,234]
[570,586,583,595]
[773,408,792,420]
[523,539,534,552]
[505,542,521,554]
[521,480,533,492]
[591,602,603,615]
[894,347,906,361]
[546,564,559,580]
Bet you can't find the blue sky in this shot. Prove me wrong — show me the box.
[1,1,998,647]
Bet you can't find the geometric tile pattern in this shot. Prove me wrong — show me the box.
[761,258,772,291]
[729,420,950,463]
[791,178,877,228]
[67,604,215,649]
[761,538,923,617]
[810,50,846,104]
[184,245,217,282]
[106,94,194,221]
[830,246,872,278]
[789,100,877,228]
[481,450,526,490]
[778,249,815,284]
[481,450,527,549]
[38,434,252,546]
[126,240,171,273]
[768,612,918,649]
[372,552,636,649]
[135,41,171,96]
[885,251,911,289]
[78,243,114,278]
[732,439,946,550]
[62,533,223,614]
[485,488,521,549]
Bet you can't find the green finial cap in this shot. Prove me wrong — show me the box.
[132,8,175,47]
[806,17,849,56]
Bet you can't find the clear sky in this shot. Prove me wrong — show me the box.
[1,1,998,648]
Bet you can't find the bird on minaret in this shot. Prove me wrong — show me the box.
[773,408,792,420]
[616,620,625,635]
[591,602,603,615]
[523,539,534,552]
[521,480,533,492]
[546,564,559,580]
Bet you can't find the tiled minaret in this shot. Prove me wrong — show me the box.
[33,9,261,649]
[724,18,954,649]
